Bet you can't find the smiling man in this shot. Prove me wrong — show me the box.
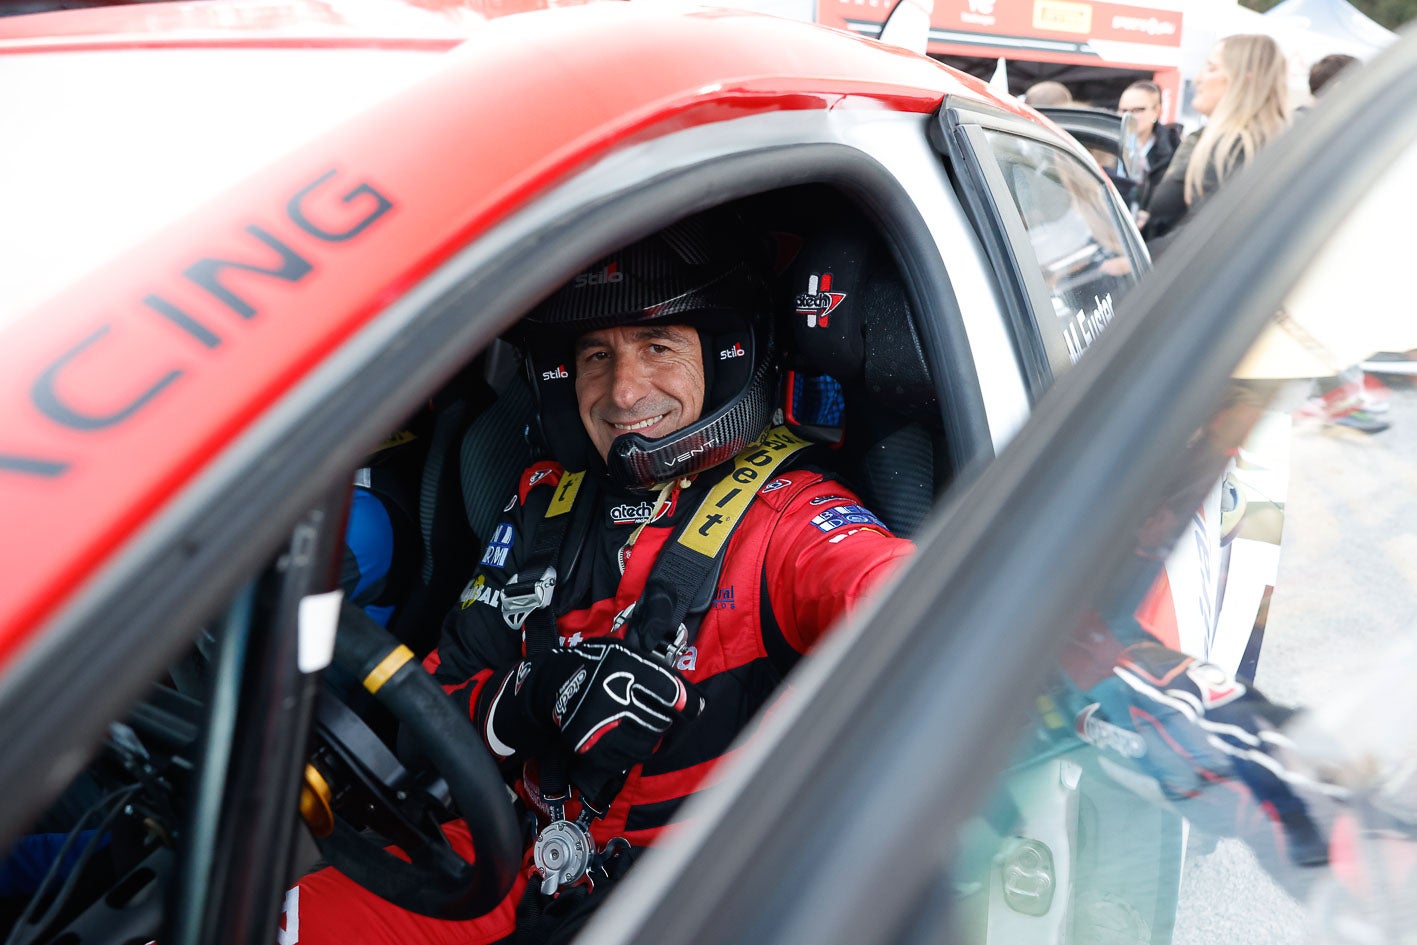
[288,210,915,945]
[574,323,706,460]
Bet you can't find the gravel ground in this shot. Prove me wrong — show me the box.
[1172,381,1417,945]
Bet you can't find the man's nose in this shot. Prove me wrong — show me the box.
[610,357,649,408]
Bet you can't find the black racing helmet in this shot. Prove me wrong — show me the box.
[522,212,776,490]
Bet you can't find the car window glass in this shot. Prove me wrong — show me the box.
[982,130,1138,371]
[1086,145,1120,172]
[0,619,218,940]
[0,548,328,943]
[948,140,1417,943]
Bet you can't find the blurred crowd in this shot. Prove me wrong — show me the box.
[1027,42,1401,437]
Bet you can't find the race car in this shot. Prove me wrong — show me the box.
[4,1,1410,943]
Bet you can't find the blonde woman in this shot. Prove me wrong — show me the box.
[1146,34,1290,247]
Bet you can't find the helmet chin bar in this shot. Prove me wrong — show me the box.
[605,362,775,490]
[606,427,738,491]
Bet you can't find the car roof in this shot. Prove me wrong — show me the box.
[0,1,1026,673]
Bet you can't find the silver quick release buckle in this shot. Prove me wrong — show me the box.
[648,622,689,669]
[499,567,557,630]
[610,601,688,669]
[533,818,595,895]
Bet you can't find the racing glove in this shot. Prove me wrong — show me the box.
[483,640,702,774]
[1082,641,1331,869]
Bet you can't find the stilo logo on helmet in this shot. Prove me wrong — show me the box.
[572,262,624,288]
[522,211,776,489]
[541,364,569,381]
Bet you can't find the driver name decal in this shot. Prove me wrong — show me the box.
[1061,293,1117,364]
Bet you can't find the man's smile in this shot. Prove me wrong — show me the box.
[611,414,668,433]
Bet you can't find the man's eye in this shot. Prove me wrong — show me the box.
[648,344,671,355]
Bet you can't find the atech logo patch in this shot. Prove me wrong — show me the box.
[794,272,847,329]
[610,501,654,525]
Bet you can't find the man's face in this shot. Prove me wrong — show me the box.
[574,323,706,462]
[1118,88,1160,136]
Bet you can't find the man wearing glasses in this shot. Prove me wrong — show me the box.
[1118,79,1182,238]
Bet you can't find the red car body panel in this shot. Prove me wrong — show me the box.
[0,0,1017,671]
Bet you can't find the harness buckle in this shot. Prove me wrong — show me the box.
[500,567,558,630]
[648,622,689,669]
[611,601,688,668]
[533,818,596,896]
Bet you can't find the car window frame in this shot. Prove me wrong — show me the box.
[932,96,1149,395]
[575,29,1417,945]
[0,107,1001,930]
[166,492,347,945]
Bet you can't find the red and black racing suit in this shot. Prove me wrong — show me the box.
[285,457,912,945]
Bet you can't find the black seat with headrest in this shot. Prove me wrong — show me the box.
[382,342,534,655]
[775,224,941,538]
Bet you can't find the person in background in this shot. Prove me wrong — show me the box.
[1309,52,1359,97]
[1024,79,1073,107]
[1144,34,1290,250]
[1119,79,1184,238]
[1295,52,1391,433]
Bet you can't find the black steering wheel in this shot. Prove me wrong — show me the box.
[304,604,521,919]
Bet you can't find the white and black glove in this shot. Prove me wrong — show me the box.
[484,640,703,775]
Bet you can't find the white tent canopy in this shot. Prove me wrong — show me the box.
[1175,0,1396,127]
[1264,0,1397,60]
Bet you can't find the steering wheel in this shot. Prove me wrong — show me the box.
[304,603,521,919]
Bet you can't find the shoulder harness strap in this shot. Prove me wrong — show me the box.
[500,470,591,655]
[624,425,811,665]
[499,469,596,814]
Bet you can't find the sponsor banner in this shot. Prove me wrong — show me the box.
[818,0,1182,53]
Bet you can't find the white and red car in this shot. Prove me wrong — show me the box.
[4,1,1413,943]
